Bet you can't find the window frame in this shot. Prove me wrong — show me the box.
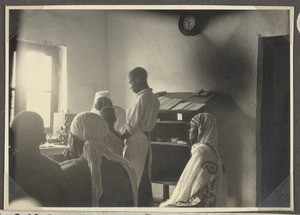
[10,40,61,132]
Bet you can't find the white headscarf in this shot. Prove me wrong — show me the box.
[191,113,218,147]
[93,91,112,104]
[160,113,227,207]
[70,112,138,206]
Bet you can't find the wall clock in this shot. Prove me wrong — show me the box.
[178,13,202,36]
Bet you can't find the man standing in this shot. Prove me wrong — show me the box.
[121,67,159,207]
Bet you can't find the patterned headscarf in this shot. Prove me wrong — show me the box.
[190,113,218,147]
[70,112,138,206]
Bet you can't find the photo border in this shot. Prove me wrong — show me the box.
[2,2,298,213]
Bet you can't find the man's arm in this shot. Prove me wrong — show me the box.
[121,97,145,140]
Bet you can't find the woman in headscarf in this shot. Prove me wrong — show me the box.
[160,113,227,207]
[60,112,137,207]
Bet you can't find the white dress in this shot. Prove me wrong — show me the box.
[160,112,227,207]
[161,143,227,207]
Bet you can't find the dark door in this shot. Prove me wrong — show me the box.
[257,35,290,206]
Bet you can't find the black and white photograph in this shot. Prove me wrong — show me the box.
[3,4,297,212]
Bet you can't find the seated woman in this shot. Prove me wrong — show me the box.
[160,113,227,207]
[9,111,66,207]
[100,106,123,156]
[60,112,137,207]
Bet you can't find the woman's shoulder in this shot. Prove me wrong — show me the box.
[191,143,207,152]
[191,143,215,156]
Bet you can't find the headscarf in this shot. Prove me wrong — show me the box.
[93,91,112,104]
[159,113,226,207]
[70,112,138,206]
[190,113,218,147]
[91,91,112,115]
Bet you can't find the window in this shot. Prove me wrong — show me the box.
[10,40,67,132]
[21,51,53,127]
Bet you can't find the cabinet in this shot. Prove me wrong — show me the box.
[150,92,215,200]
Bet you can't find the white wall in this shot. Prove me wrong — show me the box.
[106,10,289,206]
[18,10,108,113]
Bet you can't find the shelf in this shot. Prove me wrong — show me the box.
[158,109,204,114]
[151,141,190,147]
[159,92,215,106]
[156,120,189,124]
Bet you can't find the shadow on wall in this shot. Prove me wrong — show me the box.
[194,31,257,206]
[205,94,256,207]
[197,34,255,97]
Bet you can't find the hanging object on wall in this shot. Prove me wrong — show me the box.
[178,13,203,36]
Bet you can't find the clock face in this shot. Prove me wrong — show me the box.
[178,13,201,36]
[183,15,196,31]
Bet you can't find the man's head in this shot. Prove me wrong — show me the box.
[10,111,45,152]
[94,97,113,111]
[99,106,116,129]
[128,67,148,94]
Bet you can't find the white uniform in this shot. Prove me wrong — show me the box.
[124,88,159,187]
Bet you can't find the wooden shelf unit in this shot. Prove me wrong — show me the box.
[150,92,216,200]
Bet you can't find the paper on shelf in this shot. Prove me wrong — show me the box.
[160,98,182,110]
[158,96,172,107]
[185,102,206,111]
[171,102,192,110]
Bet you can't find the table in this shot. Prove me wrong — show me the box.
[39,143,69,160]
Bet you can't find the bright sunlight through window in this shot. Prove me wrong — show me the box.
[21,51,52,127]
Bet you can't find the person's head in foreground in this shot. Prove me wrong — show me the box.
[68,111,109,159]
[10,111,66,207]
[128,67,149,94]
[10,111,45,154]
[67,112,137,207]
[160,113,227,208]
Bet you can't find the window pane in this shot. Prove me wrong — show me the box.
[21,51,52,91]
[10,90,15,125]
[11,51,17,88]
[26,91,51,127]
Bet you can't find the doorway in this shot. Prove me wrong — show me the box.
[256,35,290,206]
